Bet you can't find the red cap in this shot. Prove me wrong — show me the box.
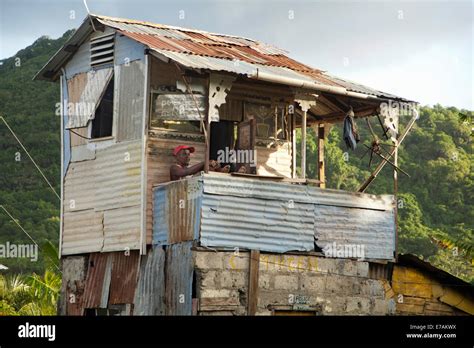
[173,145,195,156]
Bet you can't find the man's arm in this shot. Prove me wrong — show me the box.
[170,162,205,180]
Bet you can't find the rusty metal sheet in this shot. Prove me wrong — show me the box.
[109,251,140,305]
[133,246,166,315]
[83,253,111,308]
[153,177,202,246]
[165,242,194,315]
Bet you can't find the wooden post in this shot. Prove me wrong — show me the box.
[205,77,211,173]
[394,143,398,262]
[301,110,307,179]
[247,250,260,315]
[318,124,325,188]
[291,109,296,178]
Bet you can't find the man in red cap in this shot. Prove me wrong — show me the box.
[170,145,204,181]
[170,145,230,181]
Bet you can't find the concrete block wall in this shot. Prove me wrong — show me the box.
[193,249,396,316]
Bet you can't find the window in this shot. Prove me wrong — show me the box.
[245,102,288,140]
[91,76,114,139]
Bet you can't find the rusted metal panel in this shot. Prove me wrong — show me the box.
[83,253,110,309]
[133,246,166,315]
[115,60,145,142]
[63,140,142,255]
[165,242,194,315]
[314,205,396,260]
[109,251,140,305]
[65,68,113,129]
[200,192,314,253]
[153,177,202,246]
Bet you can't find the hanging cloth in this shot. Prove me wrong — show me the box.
[343,107,360,150]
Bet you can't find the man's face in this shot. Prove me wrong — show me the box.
[176,149,191,166]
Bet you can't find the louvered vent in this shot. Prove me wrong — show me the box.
[90,33,115,67]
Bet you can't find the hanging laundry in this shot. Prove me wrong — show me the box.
[343,107,360,150]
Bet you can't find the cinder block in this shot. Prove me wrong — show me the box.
[200,270,217,288]
[274,275,299,291]
[360,279,385,297]
[345,297,371,314]
[224,253,249,270]
[195,251,224,269]
[219,271,247,288]
[300,275,326,293]
[201,289,232,298]
[258,274,272,290]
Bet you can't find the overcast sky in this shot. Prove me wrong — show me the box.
[0,0,472,109]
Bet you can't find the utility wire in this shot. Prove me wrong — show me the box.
[0,205,61,273]
[0,116,60,200]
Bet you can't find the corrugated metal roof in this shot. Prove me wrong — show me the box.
[93,15,407,100]
[36,14,412,102]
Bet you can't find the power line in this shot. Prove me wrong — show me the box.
[0,205,61,273]
[0,116,60,200]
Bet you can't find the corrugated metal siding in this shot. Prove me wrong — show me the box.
[61,76,71,176]
[200,193,314,252]
[83,253,110,308]
[62,140,142,255]
[314,206,395,260]
[115,33,146,65]
[109,251,140,305]
[202,174,393,210]
[146,136,205,244]
[103,205,141,252]
[62,210,103,255]
[115,60,145,142]
[153,177,202,246]
[133,246,166,315]
[65,39,91,79]
[165,242,194,315]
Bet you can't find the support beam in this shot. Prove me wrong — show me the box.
[301,110,307,178]
[247,250,260,315]
[358,108,419,192]
[295,95,317,179]
[291,109,296,178]
[394,143,399,262]
[318,124,326,188]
